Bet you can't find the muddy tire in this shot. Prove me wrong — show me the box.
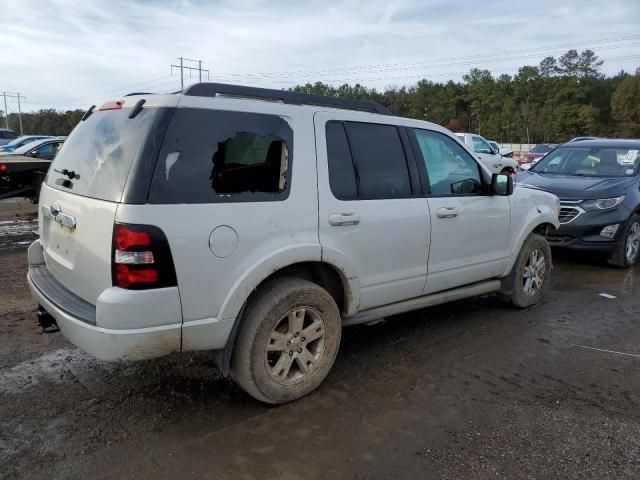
[230,277,341,404]
[503,233,552,308]
[607,214,640,268]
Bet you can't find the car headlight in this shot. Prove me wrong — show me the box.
[581,196,625,211]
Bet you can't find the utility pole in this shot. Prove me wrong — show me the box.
[2,92,26,133]
[2,93,8,129]
[171,58,209,91]
[17,93,23,135]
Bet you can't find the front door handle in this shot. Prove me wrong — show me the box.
[329,212,361,226]
[436,207,459,219]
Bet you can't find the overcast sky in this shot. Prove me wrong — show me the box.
[1,0,639,112]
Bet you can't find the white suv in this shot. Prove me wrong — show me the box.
[28,84,559,404]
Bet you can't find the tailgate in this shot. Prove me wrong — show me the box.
[39,183,116,304]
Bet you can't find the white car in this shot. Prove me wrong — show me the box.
[28,84,560,404]
[456,133,519,174]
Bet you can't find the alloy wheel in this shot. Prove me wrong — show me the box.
[264,306,326,385]
[625,222,640,263]
[522,249,547,296]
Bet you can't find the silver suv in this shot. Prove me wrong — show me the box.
[28,84,560,403]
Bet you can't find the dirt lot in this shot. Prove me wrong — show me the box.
[1,199,639,480]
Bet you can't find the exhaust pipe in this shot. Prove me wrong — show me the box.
[37,305,59,333]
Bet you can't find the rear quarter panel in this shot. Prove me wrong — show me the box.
[116,99,321,350]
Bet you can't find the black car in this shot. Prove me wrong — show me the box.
[517,139,640,267]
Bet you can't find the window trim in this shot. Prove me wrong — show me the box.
[325,120,422,201]
[409,128,488,198]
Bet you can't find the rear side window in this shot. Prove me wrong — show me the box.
[46,108,159,202]
[148,109,292,203]
[325,121,412,200]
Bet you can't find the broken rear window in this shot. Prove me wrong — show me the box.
[148,109,293,203]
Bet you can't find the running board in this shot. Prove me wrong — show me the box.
[342,279,502,327]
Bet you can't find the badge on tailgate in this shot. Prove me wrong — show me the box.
[42,203,77,229]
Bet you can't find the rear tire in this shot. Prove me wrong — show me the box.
[608,214,640,268]
[230,277,341,404]
[502,233,552,308]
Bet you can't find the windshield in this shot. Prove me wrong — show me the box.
[46,107,158,202]
[531,146,640,177]
[531,145,553,154]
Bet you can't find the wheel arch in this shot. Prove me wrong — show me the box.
[504,216,558,276]
[214,250,359,377]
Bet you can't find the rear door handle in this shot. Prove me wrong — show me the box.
[436,207,459,218]
[329,213,361,226]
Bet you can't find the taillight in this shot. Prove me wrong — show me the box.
[111,223,177,290]
[0,164,6,171]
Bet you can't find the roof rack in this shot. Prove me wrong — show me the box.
[181,83,392,115]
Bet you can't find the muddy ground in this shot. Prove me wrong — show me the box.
[1,199,639,479]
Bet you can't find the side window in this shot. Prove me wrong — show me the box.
[472,136,492,154]
[413,129,484,196]
[148,109,293,203]
[343,122,411,199]
[325,121,357,200]
[35,143,54,155]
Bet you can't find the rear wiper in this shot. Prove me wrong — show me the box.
[54,168,80,180]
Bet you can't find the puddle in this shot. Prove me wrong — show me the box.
[0,218,38,251]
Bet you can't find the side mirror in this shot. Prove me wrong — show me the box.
[30,151,40,158]
[490,173,514,196]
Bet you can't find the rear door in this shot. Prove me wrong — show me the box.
[315,112,430,311]
[410,128,510,293]
[40,103,168,304]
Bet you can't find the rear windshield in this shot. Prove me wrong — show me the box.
[45,107,158,202]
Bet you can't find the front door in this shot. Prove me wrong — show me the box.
[411,128,510,293]
[315,113,430,311]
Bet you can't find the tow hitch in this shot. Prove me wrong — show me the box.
[37,305,59,333]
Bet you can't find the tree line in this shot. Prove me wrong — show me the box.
[292,49,639,143]
[3,49,639,144]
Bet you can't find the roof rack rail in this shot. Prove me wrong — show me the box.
[181,83,392,115]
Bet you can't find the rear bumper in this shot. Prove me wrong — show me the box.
[27,241,182,361]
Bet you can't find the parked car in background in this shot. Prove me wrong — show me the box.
[27,83,559,404]
[0,128,18,145]
[455,133,519,174]
[488,140,514,158]
[0,135,52,153]
[0,137,65,159]
[517,139,640,267]
[519,144,557,170]
[0,137,66,201]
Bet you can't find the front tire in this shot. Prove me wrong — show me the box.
[504,233,552,308]
[230,277,341,404]
[608,214,640,268]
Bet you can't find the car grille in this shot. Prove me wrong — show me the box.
[558,201,584,224]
